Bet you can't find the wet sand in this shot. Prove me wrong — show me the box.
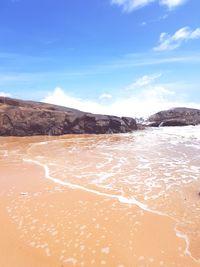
[0,159,200,267]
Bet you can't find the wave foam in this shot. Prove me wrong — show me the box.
[23,158,166,217]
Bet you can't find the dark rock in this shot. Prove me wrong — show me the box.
[159,120,188,127]
[146,107,200,127]
[122,116,138,130]
[0,97,137,136]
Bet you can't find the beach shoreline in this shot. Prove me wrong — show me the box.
[0,153,199,267]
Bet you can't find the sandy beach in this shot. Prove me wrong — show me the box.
[0,134,200,267]
[1,0,200,265]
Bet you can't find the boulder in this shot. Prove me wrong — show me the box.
[146,107,200,127]
[0,97,137,136]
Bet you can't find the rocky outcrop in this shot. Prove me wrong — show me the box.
[0,97,137,136]
[147,107,200,127]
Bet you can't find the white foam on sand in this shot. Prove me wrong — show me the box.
[23,157,200,264]
[22,126,200,264]
[23,158,166,217]
[175,228,200,264]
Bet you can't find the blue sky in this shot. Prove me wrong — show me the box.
[0,0,200,117]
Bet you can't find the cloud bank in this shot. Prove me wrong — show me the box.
[154,27,200,51]
[0,92,12,97]
[43,86,200,119]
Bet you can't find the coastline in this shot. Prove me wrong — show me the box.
[1,155,200,266]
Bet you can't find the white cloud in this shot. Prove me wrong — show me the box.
[126,73,161,90]
[43,86,200,119]
[111,0,154,11]
[0,92,12,97]
[154,27,200,51]
[160,0,186,9]
[111,0,186,12]
[99,93,113,100]
[43,88,105,114]
[140,14,169,27]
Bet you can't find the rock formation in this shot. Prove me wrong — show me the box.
[146,107,200,127]
[0,97,137,136]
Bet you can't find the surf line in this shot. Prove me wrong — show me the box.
[23,158,165,216]
[175,228,200,264]
[23,157,200,263]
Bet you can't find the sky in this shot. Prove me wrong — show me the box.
[0,0,200,117]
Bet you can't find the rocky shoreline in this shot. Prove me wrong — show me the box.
[146,107,200,127]
[0,97,137,136]
[0,97,200,136]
